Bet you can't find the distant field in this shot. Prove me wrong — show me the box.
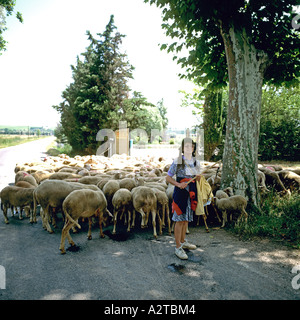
[0,134,47,149]
[0,125,28,130]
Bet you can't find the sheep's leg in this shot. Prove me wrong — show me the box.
[24,206,30,218]
[3,205,9,224]
[151,209,158,239]
[31,194,37,223]
[204,206,210,232]
[157,210,163,236]
[43,205,54,233]
[237,208,248,224]
[127,210,131,232]
[165,206,171,236]
[144,210,150,227]
[99,213,105,238]
[71,226,77,233]
[221,210,227,228]
[212,203,222,223]
[120,207,126,225]
[40,207,45,228]
[124,210,127,225]
[202,214,209,233]
[19,207,23,220]
[87,217,93,240]
[131,210,136,229]
[51,207,58,228]
[10,205,15,217]
[112,210,118,235]
[161,205,165,227]
[59,219,75,254]
[45,207,54,233]
[138,209,146,228]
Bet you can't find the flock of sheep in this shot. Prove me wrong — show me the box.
[1,152,299,254]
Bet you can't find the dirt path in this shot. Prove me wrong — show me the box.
[0,139,300,300]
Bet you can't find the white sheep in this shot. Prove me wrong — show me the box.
[214,195,248,228]
[215,190,229,199]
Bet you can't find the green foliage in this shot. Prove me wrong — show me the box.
[181,83,299,162]
[180,86,227,160]
[53,15,134,154]
[231,191,300,248]
[0,0,23,53]
[54,123,68,144]
[259,85,300,161]
[55,143,74,157]
[53,16,165,155]
[146,0,299,206]
[146,0,300,88]
[0,134,44,149]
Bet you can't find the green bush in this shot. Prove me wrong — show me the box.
[56,143,74,156]
[230,190,300,248]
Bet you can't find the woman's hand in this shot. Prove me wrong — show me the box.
[176,181,188,189]
[195,174,202,182]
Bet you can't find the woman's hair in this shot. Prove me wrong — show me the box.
[176,137,197,171]
[178,137,197,158]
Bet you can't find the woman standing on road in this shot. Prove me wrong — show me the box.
[166,137,201,260]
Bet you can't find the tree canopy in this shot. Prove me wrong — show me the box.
[146,0,299,89]
[0,0,23,53]
[146,0,300,205]
[53,15,167,154]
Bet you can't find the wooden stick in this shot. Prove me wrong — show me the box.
[201,159,221,174]
[185,160,222,185]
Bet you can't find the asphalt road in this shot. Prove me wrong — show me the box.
[0,136,55,190]
[0,139,300,301]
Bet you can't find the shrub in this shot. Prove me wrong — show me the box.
[230,190,300,248]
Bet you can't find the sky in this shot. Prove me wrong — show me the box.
[0,0,199,129]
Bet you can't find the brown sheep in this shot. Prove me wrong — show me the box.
[151,187,171,235]
[33,180,99,233]
[277,170,300,191]
[215,195,248,228]
[48,172,82,180]
[118,178,136,191]
[102,180,120,212]
[0,186,35,223]
[112,188,133,234]
[131,186,160,239]
[59,189,113,254]
[15,171,38,187]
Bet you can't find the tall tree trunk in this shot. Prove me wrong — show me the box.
[220,25,269,206]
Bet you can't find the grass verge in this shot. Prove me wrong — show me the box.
[0,135,47,149]
[230,190,300,248]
